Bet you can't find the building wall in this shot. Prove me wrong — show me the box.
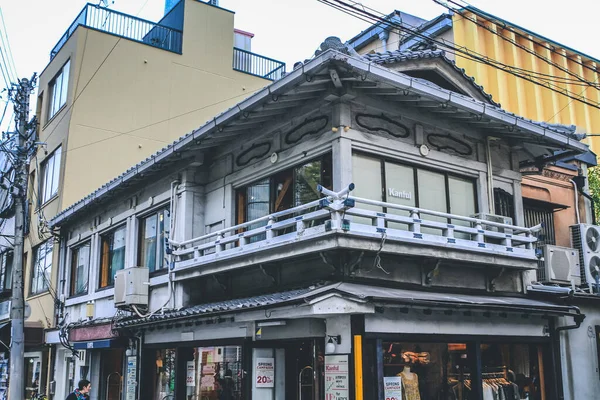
[558,303,600,400]
[25,0,272,331]
[452,12,600,153]
[521,166,582,248]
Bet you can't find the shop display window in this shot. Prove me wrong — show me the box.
[380,341,548,400]
[193,346,244,400]
[154,349,176,400]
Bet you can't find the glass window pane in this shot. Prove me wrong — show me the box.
[352,154,383,225]
[157,210,169,270]
[246,179,270,243]
[32,241,52,294]
[384,162,415,230]
[51,147,62,195]
[110,227,126,283]
[72,243,90,295]
[141,214,158,271]
[449,176,476,239]
[194,346,243,400]
[294,161,321,206]
[43,155,54,202]
[417,170,447,235]
[59,60,70,108]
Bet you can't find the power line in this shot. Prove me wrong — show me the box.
[0,7,17,81]
[62,89,259,155]
[437,0,600,90]
[319,0,600,110]
[442,0,599,77]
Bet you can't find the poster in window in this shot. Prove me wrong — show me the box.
[384,376,403,400]
[325,355,349,400]
[255,357,275,388]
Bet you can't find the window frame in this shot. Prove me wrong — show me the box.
[40,146,62,205]
[70,241,91,297]
[235,153,333,225]
[0,250,13,292]
[138,207,170,275]
[99,225,127,289]
[352,151,479,218]
[47,59,70,121]
[31,240,53,296]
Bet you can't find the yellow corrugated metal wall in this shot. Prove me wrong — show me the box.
[452,12,600,154]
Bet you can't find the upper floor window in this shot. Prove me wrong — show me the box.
[236,154,332,241]
[0,251,13,292]
[48,60,70,120]
[352,153,477,233]
[138,208,170,273]
[31,240,53,295]
[99,225,126,288]
[41,146,62,204]
[70,242,90,296]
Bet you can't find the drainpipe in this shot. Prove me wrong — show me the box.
[378,30,389,52]
[486,137,496,215]
[580,191,596,225]
[569,180,580,225]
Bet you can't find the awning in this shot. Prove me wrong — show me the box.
[117,282,581,329]
[332,282,580,317]
[73,338,125,350]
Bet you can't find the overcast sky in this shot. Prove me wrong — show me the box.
[0,0,597,131]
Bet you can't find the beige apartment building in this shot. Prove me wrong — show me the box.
[14,0,284,396]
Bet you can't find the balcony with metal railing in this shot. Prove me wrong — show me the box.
[233,48,286,80]
[50,3,183,60]
[170,184,541,277]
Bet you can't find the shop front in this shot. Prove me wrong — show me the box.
[356,285,583,400]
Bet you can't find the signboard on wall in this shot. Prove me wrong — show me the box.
[186,361,195,387]
[125,356,137,400]
[383,376,403,400]
[324,355,349,400]
[255,357,275,388]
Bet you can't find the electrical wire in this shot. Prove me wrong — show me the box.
[442,0,600,77]
[318,0,600,110]
[0,7,17,81]
[437,0,600,90]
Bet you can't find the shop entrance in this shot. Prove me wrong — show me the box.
[100,349,124,400]
[283,339,324,400]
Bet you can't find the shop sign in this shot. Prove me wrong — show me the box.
[186,361,195,387]
[388,188,412,200]
[325,355,349,400]
[255,357,274,388]
[383,376,403,400]
[125,356,137,400]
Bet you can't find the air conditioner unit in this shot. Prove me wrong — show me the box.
[570,224,600,289]
[114,267,149,309]
[541,245,580,285]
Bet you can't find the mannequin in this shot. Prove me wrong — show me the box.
[397,365,421,400]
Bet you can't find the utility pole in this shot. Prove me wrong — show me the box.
[9,76,35,400]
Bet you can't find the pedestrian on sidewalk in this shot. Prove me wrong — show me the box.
[66,380,91,400]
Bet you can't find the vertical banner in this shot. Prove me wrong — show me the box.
[325,355,349,400]
[186,361,196,387]
[125,356,137,400]
[383,376,402,400]
[255,357,275,388]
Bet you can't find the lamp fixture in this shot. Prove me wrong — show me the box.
[325,335,342,354]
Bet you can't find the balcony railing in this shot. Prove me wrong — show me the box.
[50,3,183,60]
[233,48,286,81]
[171,184,540,272]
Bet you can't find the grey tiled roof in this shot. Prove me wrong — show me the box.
[117,286,321,327]
[363,48,500,107]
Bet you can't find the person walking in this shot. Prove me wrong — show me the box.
[66,380,91,400]
[218,369,235,400]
